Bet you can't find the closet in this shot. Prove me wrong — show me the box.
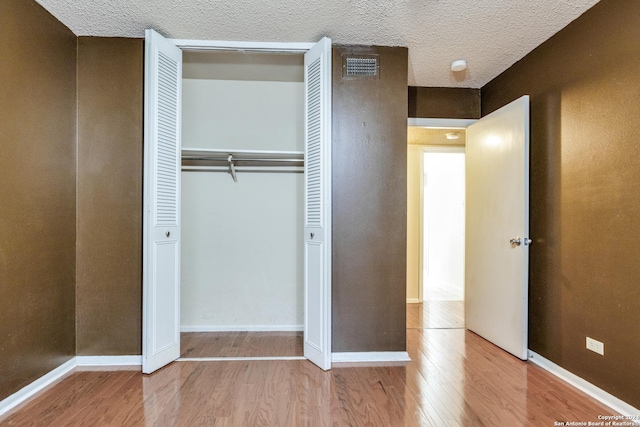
[180,50,305,342]
[142,31,332,373]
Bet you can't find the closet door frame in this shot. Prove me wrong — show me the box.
[144,37,332,371]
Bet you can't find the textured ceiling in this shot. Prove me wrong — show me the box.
[35,0,600,88]
[408,127,466,147]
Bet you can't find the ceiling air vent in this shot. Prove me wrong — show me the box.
[342,54,379,79]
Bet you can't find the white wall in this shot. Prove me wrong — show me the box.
[181,77,304,329]
[182,79,303,151]
[423,152,465,301]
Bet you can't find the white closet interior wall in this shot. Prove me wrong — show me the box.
[181,51,305,331]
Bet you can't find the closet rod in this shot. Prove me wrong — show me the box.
[182,157,304,163]
[182,148,304,181]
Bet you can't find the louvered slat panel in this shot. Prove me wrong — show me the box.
[306,58,322,228]
[155,51,179,226]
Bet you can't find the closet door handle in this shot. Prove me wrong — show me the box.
[310,232,315,239]
[166,231,171,238]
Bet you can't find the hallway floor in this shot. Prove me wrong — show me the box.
[407,301,464,329]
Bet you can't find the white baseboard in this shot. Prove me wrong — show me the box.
[332,351,411,363]
[76,355,142,366]
[528,350,640,420]
[0,357,76,417]
[406,298,422,304]
[0,355,144,418]
[181,325,304,332]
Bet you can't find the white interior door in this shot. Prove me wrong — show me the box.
[465,95,530,360]
[142,29,182,374]
[304,37,332,370]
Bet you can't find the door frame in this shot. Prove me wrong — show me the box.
[143,37,332,371]
[407,118,476,303]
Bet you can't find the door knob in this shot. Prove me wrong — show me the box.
[524,238,533,246]
[310,232,315,239]
[510,237,521,247]
[166,231,171,238]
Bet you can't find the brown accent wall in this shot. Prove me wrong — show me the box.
[482,0,640,407]
[0,0,77,400]
[76,38,144,355]
[332,46,408,352]
[408,87,480,119]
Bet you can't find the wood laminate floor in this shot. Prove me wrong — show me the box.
[182,298,458,359]
[407,301,465,329]
[1,306,618,426]
[181,331,303,358]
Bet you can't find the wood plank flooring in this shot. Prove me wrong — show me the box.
[1,305,619,426]
[407,301,465,329]
[181,331,303,358]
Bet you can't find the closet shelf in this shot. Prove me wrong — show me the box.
[181,148,304,182]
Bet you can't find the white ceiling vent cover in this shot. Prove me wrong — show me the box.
[343,54,379,79]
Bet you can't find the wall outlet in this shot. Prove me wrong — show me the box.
[586,337,604,355]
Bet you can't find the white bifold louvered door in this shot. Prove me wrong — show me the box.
[304,37,332,371]
[142,29,182,374]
